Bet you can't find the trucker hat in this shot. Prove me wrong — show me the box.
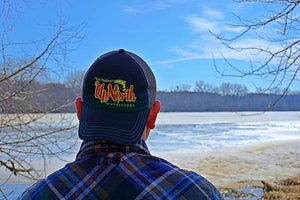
[78,49,156,145]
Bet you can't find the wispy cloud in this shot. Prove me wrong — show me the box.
[154,6,280,65]
[123,1,183,13]
[185,6,249,35]
[123,6,141,13]
[170,48,201,58]
[185,16,220,33]
[224,26,246,33]
[152,2,170,10]
[154,37,283,65]
[202,7,224,19]
[153,55,206,65]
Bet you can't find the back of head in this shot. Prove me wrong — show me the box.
[79,49,156,145]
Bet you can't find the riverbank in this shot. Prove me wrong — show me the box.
[154,139,300,198]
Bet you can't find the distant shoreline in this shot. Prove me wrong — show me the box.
[157,92,300,112]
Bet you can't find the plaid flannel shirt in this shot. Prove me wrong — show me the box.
[18,140,223,200]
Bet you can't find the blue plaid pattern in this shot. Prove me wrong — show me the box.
[18,140,223,199]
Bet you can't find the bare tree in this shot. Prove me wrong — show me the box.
[172,84,192,92]
[213,0,300,109]
[65,70,85,96]
[194,81,218,93]
[220,82,233,96]
[0,1,84,197]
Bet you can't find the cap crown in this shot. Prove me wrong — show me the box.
[82,49,156,112]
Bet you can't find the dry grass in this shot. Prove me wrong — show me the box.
[262,177,300,200]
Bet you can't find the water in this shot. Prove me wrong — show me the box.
[148,121,300,152]
[147,112,300,153]
[1,111,299,199]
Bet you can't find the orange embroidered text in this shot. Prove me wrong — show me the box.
[94,80,136,103]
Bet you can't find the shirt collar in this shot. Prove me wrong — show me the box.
[76,139,151,160]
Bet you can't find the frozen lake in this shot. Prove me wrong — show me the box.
[148,111,300,153]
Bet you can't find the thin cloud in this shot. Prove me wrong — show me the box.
[186,7,247,35]
[169,6,283,65]
[123,1,184,13]
[202,8,224,19]
[170,48,201,58]
[123,6,141,13]
[154,37,284,65]
[152,55,205,65]
[185,16,220,33]
[152,2,170,10]
[225,26,245,33]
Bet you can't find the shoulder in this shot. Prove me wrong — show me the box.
[17,164,72,200]
[168,168,223,199]
[136,154,223,199]
[17,179,50,200]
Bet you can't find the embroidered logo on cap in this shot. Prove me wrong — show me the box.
[94,77,136,107]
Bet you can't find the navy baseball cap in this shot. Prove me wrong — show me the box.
[79,49,156,145]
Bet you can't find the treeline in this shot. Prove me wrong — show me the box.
[170,81,300,96]
[157,92,300,112]
[0,81,77,113]
[1,80,299,113]
[159,81,300,111]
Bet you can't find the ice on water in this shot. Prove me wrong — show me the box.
[148,112,300,153]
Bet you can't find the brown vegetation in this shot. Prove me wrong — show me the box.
[262,177,300,200]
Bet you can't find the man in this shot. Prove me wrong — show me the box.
[18,49,223,199]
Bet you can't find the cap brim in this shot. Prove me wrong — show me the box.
[78,102,150,145]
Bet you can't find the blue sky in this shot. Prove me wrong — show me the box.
[4,0,300,92]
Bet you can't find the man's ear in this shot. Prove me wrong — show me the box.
[147,101,161,129]
[75,97,82,120]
